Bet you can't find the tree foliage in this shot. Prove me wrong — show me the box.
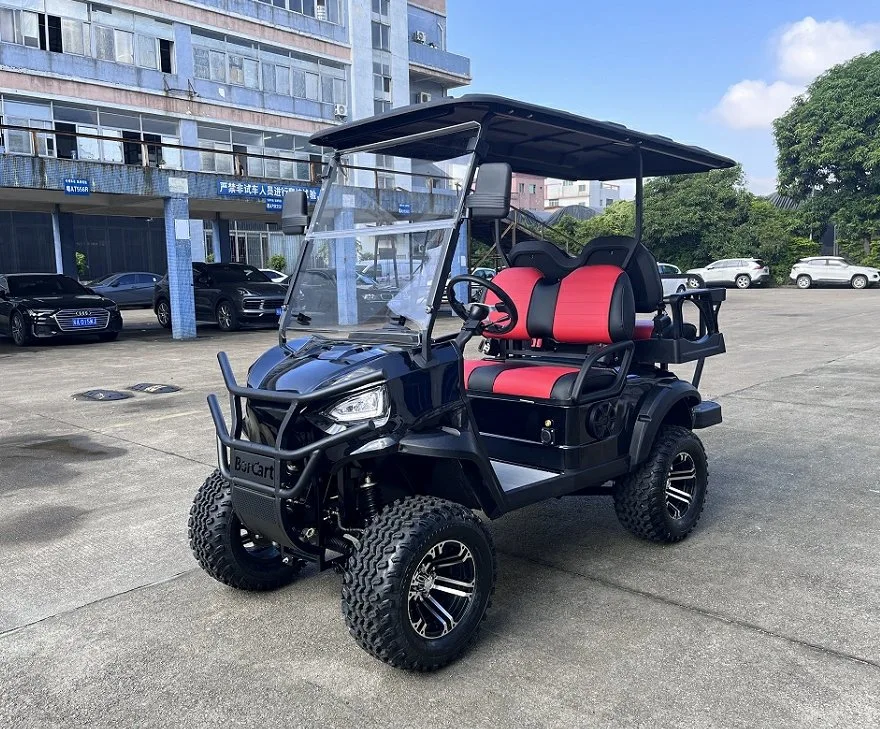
[774,51,880,250]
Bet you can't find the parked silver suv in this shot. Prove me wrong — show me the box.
[686,258,770,289]
[790,257,880,289]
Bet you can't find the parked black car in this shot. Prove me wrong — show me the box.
[294,269,398,320]
[88,272,162,307]
[0,273,123,346]
[153,263,287,332]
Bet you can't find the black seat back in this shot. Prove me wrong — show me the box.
[578,236,663,313]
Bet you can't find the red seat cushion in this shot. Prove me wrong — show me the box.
[634,319,655,340]
[463,359,615,402]
[483,267,543,340]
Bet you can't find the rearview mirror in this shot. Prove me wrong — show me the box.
[281,191,309,235]
[466,163,512,220]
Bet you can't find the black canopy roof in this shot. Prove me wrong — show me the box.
[310,95,736,181]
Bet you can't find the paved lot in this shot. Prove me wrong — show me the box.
[1,289,879,728]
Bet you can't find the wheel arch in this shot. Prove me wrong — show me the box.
[628,381,701,466]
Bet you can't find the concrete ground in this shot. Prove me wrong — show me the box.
[1,289,878,728]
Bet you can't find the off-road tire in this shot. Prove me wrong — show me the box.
[851,274,868,290]
[735,274,751,289]
[216,300,240,331]
[614,425,708,543]
[155,299,172,329]
[188,469,303,591]
[686,275,703,289]
[796,275,812,290]
[342,495,496,672]
[10,311,32,346]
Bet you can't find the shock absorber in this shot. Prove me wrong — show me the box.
[360,474,379,520]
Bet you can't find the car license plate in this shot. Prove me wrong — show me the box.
[230,449,276,487]
[275,307,283,316]
[72,317,98,327]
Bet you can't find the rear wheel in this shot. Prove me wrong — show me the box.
[188,469,303,591]
[155,299,171,328]
[216,300,240,331]
[735,274,751,289]
[796,275,812,290]
[10,311,32,346]
[342,495,496,671]
[614,425,708,543]
[851,274,868,290]
[686,276,703,289]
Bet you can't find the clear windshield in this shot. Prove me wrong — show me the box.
[284,135,474,342]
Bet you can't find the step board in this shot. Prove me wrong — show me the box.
[490,459,560,493]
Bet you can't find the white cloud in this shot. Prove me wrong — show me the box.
[711,17,880,130]
[713,80,803,130]
[777,17,880,81]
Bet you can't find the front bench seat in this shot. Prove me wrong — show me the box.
[463,264,634,402]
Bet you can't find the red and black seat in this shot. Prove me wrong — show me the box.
[463,264,635,402]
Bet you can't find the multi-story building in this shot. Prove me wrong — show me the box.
[544,179,620,211]
[510,173,544,211]
[0,0,470,336]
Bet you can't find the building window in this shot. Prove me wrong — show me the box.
[548,199,559,207]
[578,184,587,193]
[374,99,391,115]
[373,61,391,96]
[518,183,525,193]
[372,0,390,15]
[255,0,340,24]
[371,21,390,51]
[528,184,537,194]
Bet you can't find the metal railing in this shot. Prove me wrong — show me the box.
[0,123,325,183]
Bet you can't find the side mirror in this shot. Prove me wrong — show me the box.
[281,191,309,235]
[466,162,512,220]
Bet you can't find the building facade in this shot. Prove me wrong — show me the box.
[544,179,620,211]
[510,173,544,211]
[0,0,470,335]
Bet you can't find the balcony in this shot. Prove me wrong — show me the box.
[408,41,471,87]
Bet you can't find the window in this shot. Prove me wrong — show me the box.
[136,34,157,69]
[578,184,587,193]
[372,0,390,15]
[371,21,390,51]
[158,39,173,73]
[60,18,87,55]
[44,15,63,53]
[305,72,319,100]
[518,183,525,193]
[548,199,559,207]
[114,29,134,64]
[373,61,391,96]
[528,184,537,194]
[374,99,391,114]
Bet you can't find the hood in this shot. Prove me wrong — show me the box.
[227,282,287,296]
[11,294,116,310]
[247,340,389,396]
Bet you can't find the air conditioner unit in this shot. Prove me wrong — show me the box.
[417,92,432,104]
[412,31,427,44]
[334,103,348,118]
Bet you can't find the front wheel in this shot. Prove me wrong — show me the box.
[796,275,812,290]
[188,470,303,591]
[342,495,497,671]
[10,311,32,346]
[614,425,708,543]
[686,276,703,289]
[155,299,172,329]
[735,274,752,289]
[851,275,868,290]
[216,300,240,331]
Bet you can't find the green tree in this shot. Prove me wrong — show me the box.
[268,254,287,272]
[774,51,880,256]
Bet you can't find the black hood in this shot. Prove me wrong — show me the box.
[227,282,287,296]
[10,293,116,310]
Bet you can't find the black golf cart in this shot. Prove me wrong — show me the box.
[189,96,734,671]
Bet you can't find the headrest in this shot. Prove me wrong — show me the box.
[578,236,663,313]
[508,239,579,281]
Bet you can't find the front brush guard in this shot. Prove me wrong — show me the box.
[207,352,382,556]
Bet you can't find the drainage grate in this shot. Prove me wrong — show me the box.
[128,383,181,395]
[73,390,134,402]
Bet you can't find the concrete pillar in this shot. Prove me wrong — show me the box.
[450,220,469,306]
[52,206,78,278]
[163,196,197,340]
[334,209,358,325]
[211,215,231,263]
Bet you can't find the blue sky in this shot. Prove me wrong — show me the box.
[447,1,880,196]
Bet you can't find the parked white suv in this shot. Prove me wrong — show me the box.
[686,258,770,289]
[657,263,688,297]
[790,257,880,289]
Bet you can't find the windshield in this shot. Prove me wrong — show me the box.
[7,275,90,297]
[284,130,475,342]
[205,265,271,284]
[88,274,117,286]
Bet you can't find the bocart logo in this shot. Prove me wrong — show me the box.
[233,454,275,482]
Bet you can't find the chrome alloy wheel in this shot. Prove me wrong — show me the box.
[217,302,233,330]
[665,452,698,519]
[407,539,476,640]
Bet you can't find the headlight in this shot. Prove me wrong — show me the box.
[326,386,389,424]
[27,308,54,318]
[236,288,253,296]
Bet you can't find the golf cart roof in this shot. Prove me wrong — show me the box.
[310,95,736,181]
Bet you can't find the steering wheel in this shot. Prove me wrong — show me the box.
[446,275,518,336]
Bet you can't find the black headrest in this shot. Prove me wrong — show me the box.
[578,236,663,312]
[508,239,578,281]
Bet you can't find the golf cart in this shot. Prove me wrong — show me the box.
[189,96,733,671]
